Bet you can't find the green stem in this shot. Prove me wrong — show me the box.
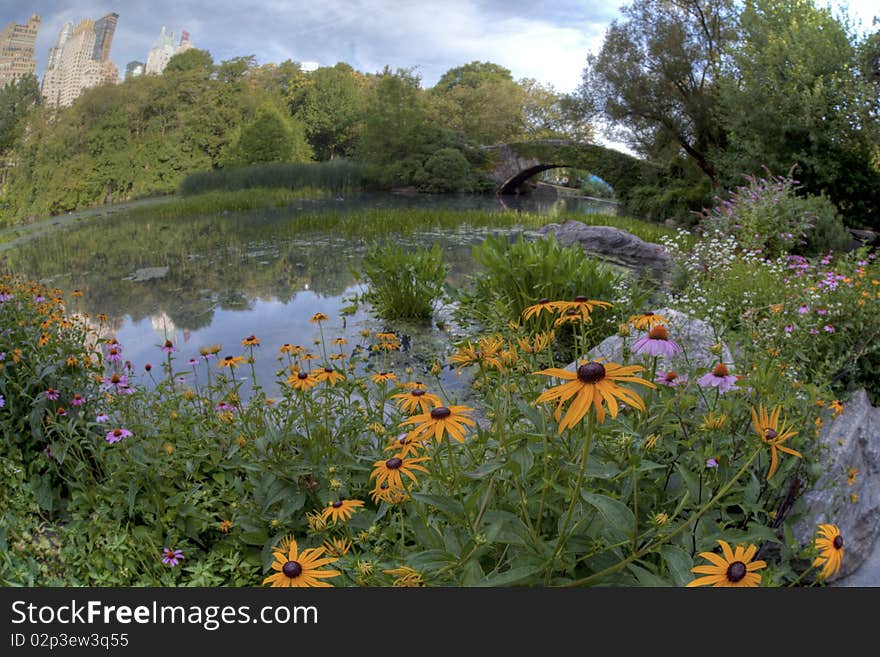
[632,464,639,554]
[563,448,762,587]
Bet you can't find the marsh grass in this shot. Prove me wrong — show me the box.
[178,160,366,196]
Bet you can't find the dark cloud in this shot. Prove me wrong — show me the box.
[3,0,627,91]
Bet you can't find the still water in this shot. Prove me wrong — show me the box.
[0,191,618,399]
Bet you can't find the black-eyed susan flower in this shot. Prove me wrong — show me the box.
[391,388,442,415]
[321,499,365,524]
[241,335,261,347]
[847,467,857,485]
[522,298,563,321]
[287,370,319,391]
[371,454,430,489]
[384,432,427,458]
[332,337,348,346]
[370,371,396,384]
[314,367,345,385]
[370,483,411,505]
[262,536,340,588]
[218,355,245,369]
[830,400,844,415]
[751,403,802,480]
[199,344,222,359]
[699,411,728,431]
[629,311,669,331]
[553,307,588,327]
[813,524,844,580]
[218,519,233,534]
[280,343,304,355]
[557,296,613,321]
[516,331,554,354]
[687,539,766,587]
[310,313,329,324]
[535,361,654,431]
[400,405,476,443]
[323,537,352,558]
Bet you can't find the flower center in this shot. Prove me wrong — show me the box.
[577,362,606,383]
[164,340,173,348]
[332,501,343,508]
[412,389,426,397]
[712,363,730,377]
[726,561,747,583]
[431,406,451,419]
[298,372,308,380]
[643,311,654,316]
[113,429,122,437]
[665,371,678,382]
[833,535,844,550]
[111,374,121,384]
[538,298,550,305]
[574,295,588,302]
[324,368,334,374]
[648,325,669,340]
[282,561,303,578]
[386,457,403,469]
[763,428,777,440]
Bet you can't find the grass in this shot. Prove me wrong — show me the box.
[178,160,366,196]
[124,188,331,220]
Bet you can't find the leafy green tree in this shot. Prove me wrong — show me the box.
[252,59,312,115]
[359,67,428,164]
[717,0,880,226]
[164,48,214,76]
[295,63,365,160]
[579,0,735,182]
[0,74,40,155]
[217,55,258,83]
[232,104,311,164]
[519,78,595,143]
[433,61,515,93]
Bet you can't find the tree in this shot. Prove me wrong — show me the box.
[579,0,735,182]
[0,74,41,155]
[232,104,311,165]
[295,63,365,160]
[164,48,214,76]
[717,0,880,225]
[359,67,428,164]
[217,55,257,83]
[519,78,594,142]
[433,61,514,93]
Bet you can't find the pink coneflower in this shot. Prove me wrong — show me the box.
[655,370,685,387]
[56,407,67,417]
[96,412,109,423]
[71,394,85,406]
[784,325,794,333]
[161,547,185,567]
[214,401,235,413]
[697,363,739,394]
[816,308,827,315]
[0,394,4,408]
[632,325,681,358]
[797,305,810,314]
[809,328,819,335]
[161,339,178,353]
[105,427,132,444]
[106,347,123,363]
[188,357,198,366]
[823,325,835,333]
[706,458,719,468]
[102,373,131,393]
[45,388,60,401]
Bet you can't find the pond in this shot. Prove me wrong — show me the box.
[0,191,621,400]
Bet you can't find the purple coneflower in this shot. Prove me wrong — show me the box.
[105,427,132,444]
[161,339,178,354]
[71,394,86,406]
[162,547,185,566]
[784,325,794,333]
[96,412,109,423]
[45,388,60,401]
[0,394,4,408]
[706,458,719,468]
[655,370,685,387]
[188,357,198,366]
[632,325,681,358]
[102,373,130,393]
[106,347,123,363]
[697,363,739,394]
[797,305,810,314]
[824,324,835,333]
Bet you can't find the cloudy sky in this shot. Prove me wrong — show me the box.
[6,1,876,94]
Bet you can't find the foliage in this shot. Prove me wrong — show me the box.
[0,75,41,155]
[179,160,364,195]
[295,63,366,160]
[358,242,450,321]
[716,0,880,228]
[164,48,214,75]
[225,104,312,165]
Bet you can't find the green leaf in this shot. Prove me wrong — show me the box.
[584,461,621,480]
[660,545,694,587]
[477,564,543,587]
[463,459,505,480]
[580,491,634,540]
[628,563,670,587]
[510,441,535,476]
[412,493,466,521]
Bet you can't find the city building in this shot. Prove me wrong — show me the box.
[0,14,40,88]
[145,27,195,75]
[125,60,145,80]
[41,13,119,107]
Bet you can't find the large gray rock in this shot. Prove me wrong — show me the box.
[794,388,880,582]
[583,307,734,372]
[537,221,670,274]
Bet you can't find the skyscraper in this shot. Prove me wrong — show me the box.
[146,27,196,75]
[41,13,119,107]
[0,14,40,88]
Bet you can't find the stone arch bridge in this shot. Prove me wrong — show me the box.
[484,139,654,199]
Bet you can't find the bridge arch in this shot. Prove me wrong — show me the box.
[485,140,655,202]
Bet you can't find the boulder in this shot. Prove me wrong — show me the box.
[582,307,734,372]
[793,388,880,583]
[537,221,670,274]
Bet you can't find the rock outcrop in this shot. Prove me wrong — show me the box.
[537,221,670,274]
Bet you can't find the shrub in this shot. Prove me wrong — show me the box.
[417,148,471,193]
[359,242,449,321]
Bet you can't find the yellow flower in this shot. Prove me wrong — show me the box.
[812,524,844,581]
[320,499,365,524]
[556,296,613,322]
[262,536,340,588]
[850,492,859,503]
[400,405,476,444]
[699,411,728,431]
[280,343,304,355]
[200,344,222,357]
[830,400,844,415]
[241,335,261,347]
[769,304,783,313]
[287,370,319,391]
[371,454,430,490]
[306,510,329,532]
[384,566,425,587]
[236,435,247,448]
[751,404,802,480]
[391,388,443,415]
[629,311,668,331]
[516,331,554,354]
[847,467,858,485]
[310,313,329,324]
[644,434,660,450]
[218,520,233,534]
[370,483,411,505]
[652,512,669,527]
[217,355,245,369]
[332,337,348,346]
[323,537,352,558]
[370,371,396,384]
[687,540,766,587]
[314,367,345,385]
[522,298,563,321]
[71,289,84,298]
[535,361,655,431]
